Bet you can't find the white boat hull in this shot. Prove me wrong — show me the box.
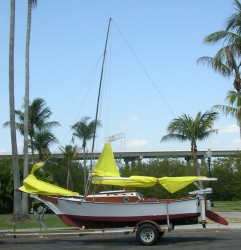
[32,194,200,228]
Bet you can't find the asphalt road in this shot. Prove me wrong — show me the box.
[1,230,241,249]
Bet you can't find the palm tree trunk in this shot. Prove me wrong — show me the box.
[67,165,73,190]
[192,152,200,175]
[67,165,70,189]
[191,141,203,188]
[9,0,22,221]
[30,135,35,163]
[83,147,86,193]
[22,0,33,219]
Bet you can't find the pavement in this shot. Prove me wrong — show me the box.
[176,212,241,231]
[1,212,241,237]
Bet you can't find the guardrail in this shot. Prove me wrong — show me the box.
[1,149,241,161]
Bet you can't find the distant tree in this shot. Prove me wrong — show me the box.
[59,145,79,190]
[71,116,101,191]
[0,159,15,213]
[32,129,59,161]
[161,111,219,176]
[4,98,60,162]
[212,155,241,200]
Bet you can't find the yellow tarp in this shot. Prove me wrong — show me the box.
[18,162,79,196]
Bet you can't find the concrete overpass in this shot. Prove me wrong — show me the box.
[1,149,241,164]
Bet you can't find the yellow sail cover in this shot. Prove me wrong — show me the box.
[158,176,202,193]
[18,162,79,196]
[92,143,207,193]
[92,176,157,187]
[92,175,205,193]
[92,143,120,177]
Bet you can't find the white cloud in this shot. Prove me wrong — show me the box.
[127,139,148,148]
[231,138,241,145]
[218,124,239,134]
[132,115,139,121]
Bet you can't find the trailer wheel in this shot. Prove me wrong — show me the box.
[136,223,160,245]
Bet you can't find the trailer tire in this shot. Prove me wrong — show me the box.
[136,223,160,245]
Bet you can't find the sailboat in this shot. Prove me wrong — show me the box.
[19,142,228,244]
[18,18,228,245]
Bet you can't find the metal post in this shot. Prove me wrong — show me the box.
[208,157,211,178]
[206,149,214,207]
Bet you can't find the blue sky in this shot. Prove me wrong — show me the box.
[0,0,240,153]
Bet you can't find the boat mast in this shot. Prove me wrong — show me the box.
[85,18,112,197]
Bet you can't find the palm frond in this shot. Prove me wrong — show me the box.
[197,55,232,77]
[161,134,187,142]
[226,0,241,34]
[161,110,219,150]
[213,104,238,117]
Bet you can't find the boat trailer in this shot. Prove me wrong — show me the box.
[0,219,165,246]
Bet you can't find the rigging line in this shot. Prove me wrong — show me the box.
[72,56,103,122]
[103,34,112,140]
[112,21,176,118]
[59,56,102,146]
[107,45,112,138]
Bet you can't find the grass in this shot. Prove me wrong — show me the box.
[0,213,66,230]
[0,201,240,230]
[212,200,241,212]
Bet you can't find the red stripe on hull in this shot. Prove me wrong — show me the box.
[58,213,199,229]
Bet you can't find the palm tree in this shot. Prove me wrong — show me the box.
[59,145,79,190]
[32,129,59,161]
[71,116,102,191]
[9,0,22,221]
[22,0,37,219]
[4,98,60,162]
[214,90,241,138]
[198,0,241,93]
[198,0,241,148]
[203,0,241,51]
[28,98,60,161]
[161,110,219,176]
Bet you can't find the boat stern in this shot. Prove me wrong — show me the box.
[189,188,228,227]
